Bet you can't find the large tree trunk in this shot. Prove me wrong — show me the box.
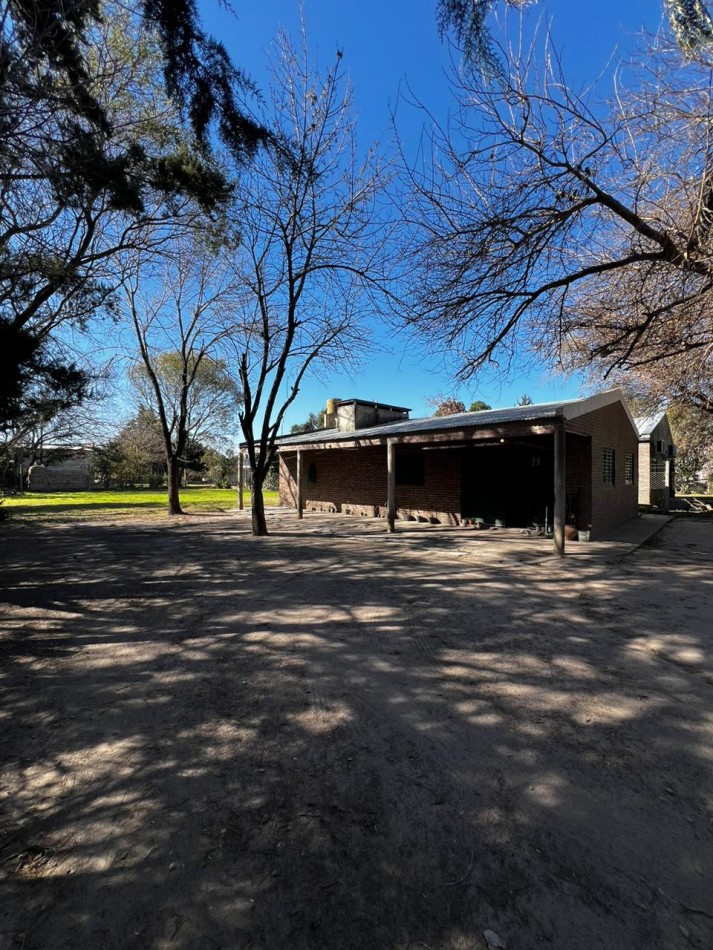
[167,455,184,515]
[250,470,268,536]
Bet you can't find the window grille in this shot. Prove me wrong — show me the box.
[602,448,615,486]
[625,453,634,485]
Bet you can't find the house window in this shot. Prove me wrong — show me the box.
[602,448,615,486]
[307,462,317,485]
[396,453,425,486]
[625,453,634,485]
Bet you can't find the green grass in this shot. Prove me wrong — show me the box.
[1,487,280,523]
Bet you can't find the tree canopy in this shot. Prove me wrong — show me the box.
[403,13,713,413]
[431,396,467,416]
[122,237,244,514]
[0,0,265,435]
[437,1,713,75]
[290,412,325,435]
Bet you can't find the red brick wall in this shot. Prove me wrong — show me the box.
[565,402,638,537]
[279,401,639,536]
[394,450,461,524]
[279,446,462,524]
[564,434,592,531]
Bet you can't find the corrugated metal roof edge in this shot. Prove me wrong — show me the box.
[266,388,631,450]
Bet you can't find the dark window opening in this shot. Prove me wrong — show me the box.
[307,462,317,485]
[396,453,425,486]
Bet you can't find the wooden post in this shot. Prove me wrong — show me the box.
[386,440,396,532]
[296,449,304,519]
[553,416,566,556]
[237,451,244,510]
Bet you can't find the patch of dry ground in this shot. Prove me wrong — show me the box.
[1,512,712,949]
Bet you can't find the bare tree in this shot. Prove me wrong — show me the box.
[230,31,392,536]
[122,241,242,514]
[400,22,713,411]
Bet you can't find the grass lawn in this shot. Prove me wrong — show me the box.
[1,487,280,523]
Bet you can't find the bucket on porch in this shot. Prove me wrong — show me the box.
[578,530,590,542]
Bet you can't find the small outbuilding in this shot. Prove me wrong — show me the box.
[275,390,640,552]
[24,446,94,492]
[635,412,676,509]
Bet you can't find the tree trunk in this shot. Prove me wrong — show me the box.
[251,470,268,536]
[167,455,184,515]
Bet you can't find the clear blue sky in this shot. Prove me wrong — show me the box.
[200,0,663,430]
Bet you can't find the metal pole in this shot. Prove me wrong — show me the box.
[553,417,566,556]
[386,440,396,532]
[237,451,244,510]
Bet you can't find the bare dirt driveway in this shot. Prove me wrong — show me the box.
[1,512,712,950]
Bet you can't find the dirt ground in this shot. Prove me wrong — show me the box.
[1,510,712,950]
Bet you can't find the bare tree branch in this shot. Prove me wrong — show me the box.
[400,21,713,411]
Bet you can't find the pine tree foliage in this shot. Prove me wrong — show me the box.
[437,0,531,78]
[1,1,256,431]
[666,0,713,56]
[438,1,713,75]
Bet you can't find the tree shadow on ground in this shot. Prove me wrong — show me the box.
[1,514,712,950]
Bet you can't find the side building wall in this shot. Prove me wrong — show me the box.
[646,416,675,508]
[26,456,93,492]
[566,402,639,536]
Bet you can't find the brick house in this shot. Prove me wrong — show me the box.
[635,412,676,509]
[275,390,640,550]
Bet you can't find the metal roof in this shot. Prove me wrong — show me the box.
[274,389,630,449]
[634,413,667,439]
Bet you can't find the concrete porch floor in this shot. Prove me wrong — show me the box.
[238,507,672,563]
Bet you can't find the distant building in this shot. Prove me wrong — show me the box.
[635,413,676,509]
[25,446,94,492]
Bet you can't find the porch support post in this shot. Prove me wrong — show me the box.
[386,439,396,532]
[553,415,566,556]
[237,451,244,510]
[296,449,304,519]
[664,458,672,512]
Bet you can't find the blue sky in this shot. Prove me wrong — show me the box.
[200,0,663,431]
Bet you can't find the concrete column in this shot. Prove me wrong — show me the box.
[386,440,396,532]
[663,458,672,511]
[553,417,566,556]
[296,449,304,519]
[237,452,244,510]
